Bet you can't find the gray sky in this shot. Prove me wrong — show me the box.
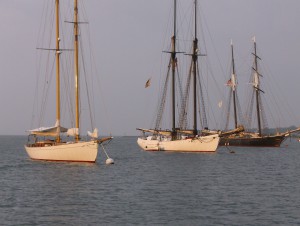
[0,0,300,135]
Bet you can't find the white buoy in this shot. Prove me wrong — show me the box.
[101,144,114,165]
[106,158,114,165]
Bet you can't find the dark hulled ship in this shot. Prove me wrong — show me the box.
[220,132,287,147]
[219,38,300,147]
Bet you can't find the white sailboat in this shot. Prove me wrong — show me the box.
[25,0,112,162]
[137,0,219,152]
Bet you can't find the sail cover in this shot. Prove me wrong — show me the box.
[88,128,98,138]
[67,128,79,136]
[28,125,68,136]
[137,128,172,136]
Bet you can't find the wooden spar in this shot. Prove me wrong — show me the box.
[171,0,177,140]
[192,0,198,136]
[55,0,61,143]
[97,137,113,144]
[231,41,238,129]
[253,38,262,136]
[74,0,80,141]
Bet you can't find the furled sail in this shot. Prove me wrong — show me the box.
[88,128,98,138]
[67,128,79,137]
[136,128,172,136]
[28,120,68,136]
[28,126,68,136]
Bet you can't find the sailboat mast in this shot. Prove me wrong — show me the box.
[171,0,177,140]
[253,38,262,136]
[74,0,80,141]
[55,0,61,143]
[231,41,238,129]
[192,0,198,136]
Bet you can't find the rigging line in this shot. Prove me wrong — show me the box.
[31,47,45,129]
[78,1,113,134]
[155,2,174,118]
[36,2,55,127]
[200,63,212,128]
[85,20,98,129]
[84,21,96,128]
[39,54,54,124]
[32,1,50,129]
[262,63,296,126]
[58,39,71,127]
[62,21,76,128]
[261,94,277,130]
[176,0,192,53]
[196,90,202,129]
[65,9,79,129]
[220,52,233,129]
[236,94,244,126]
[37,1,54,51]
[224,91,232,131]
[178,60,192,129]
[155,58,171,130]
[91,64,111,134]
[155,54,168,128]
[39,1,70,128]
[37,1,49,51]
[222,47,233,99]
[243,70,253,127]
[247,90,256,131]
[176,60,184,113]
[39,56,55,127]
[261,75,283,125]
[38,52,53,126]
[196,83,205,130]
[198,5,226,82]
[259,94,269,130]
[31,54,40,129]
[90,49,113,135]
[80,0,89,24]
[150,52,166,129]
[85,34,113,135]
[175,67,184,128]
[205,55,224,101]
[196,61,208,128]
[156,71,170,129]
[61,49,75,127]
[79,36,95,130]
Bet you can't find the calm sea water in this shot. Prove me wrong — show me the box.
[1,135,300,225]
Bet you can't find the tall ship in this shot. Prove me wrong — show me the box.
[220,37,300,147]
[25,0,112,162]
[137,0,220,152]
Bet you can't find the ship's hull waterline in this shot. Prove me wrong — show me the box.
[219,134,287,147]
[25,141,98,163]
[137,134,219,152]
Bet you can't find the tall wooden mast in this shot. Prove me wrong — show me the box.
[231,41,238,129]
[171,0,177,140]
[74,0,80,141]
[192,0,198,136]
[253,37,262,136]
[55,0,61,143]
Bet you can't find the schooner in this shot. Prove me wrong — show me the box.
[137,0,220,152]
[25,0,112,162]
[220,37,300,147]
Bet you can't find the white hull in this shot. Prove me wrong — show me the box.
[137,134,219,152]
[25,141,98,163]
